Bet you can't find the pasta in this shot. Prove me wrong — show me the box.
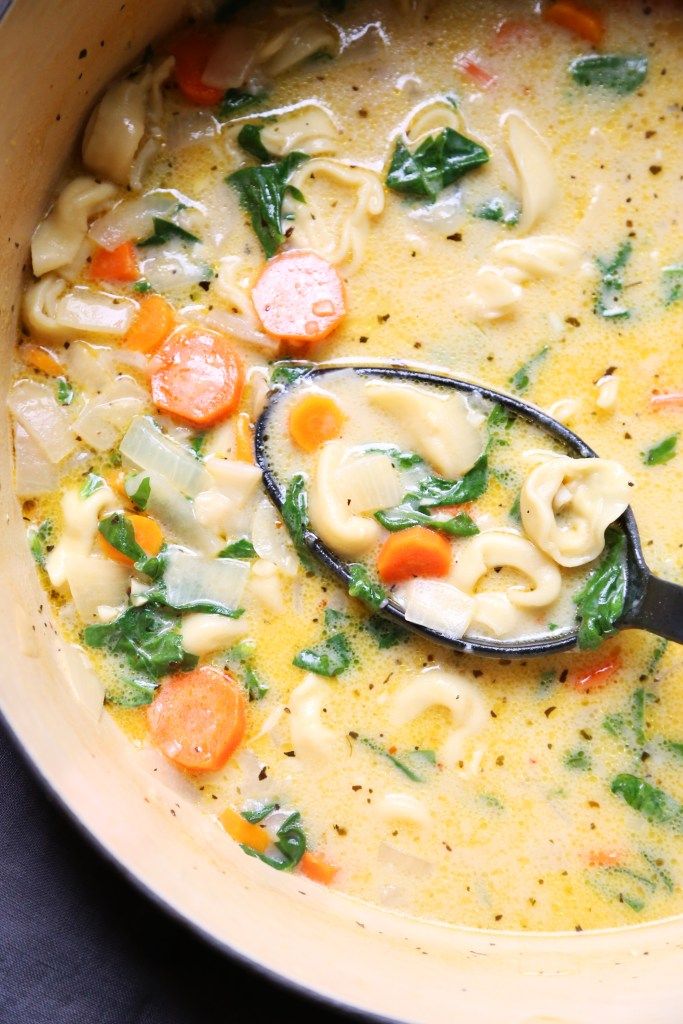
[502,110,557,233]
[259,103,341,157]
[288,674,335,760]
[308,441,382,557]
[450,531,562,609]
[258,14,340,77]
[23,275,137,340]
[31,177,118,278]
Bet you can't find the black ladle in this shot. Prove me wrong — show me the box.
[255,363,683,659]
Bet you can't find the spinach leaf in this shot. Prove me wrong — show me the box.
[595,240,632,319]
[474,195,520,226]
[237,123,272,162]
[83,605,198,679]
[132,279,152,293]
[138,217,200,247]
[28,519,53,568]
[293,632,352,676]
[282,473,314,569]
[80,473,105,499]
[662,264,683,306]
[359,736,434,782]
[128,475,151,510]
[386,127,488,201]
[574,527,627,649]
[270,360,313,386]
[98,513,157,574]
[406,453,488,509]
[244,665,268,701]
[564,749,592,771]
[611,773,683,829]
[218,88,268,119]
[364,613,407,649]
[364,444,424,469]
[642,433,678,466]
[663,740,683,759]
[487,402,515,432]
[347,564,387,610]
[105,676,157,708]
[508,346,549,394]
[375,504,479,536]
[219,538,257,559]
[569,54,648,94]
[56,378,74,406]
[242,801,278,824]
[189,432,206,459]
[242,810,306,871]
[228,151,309,258]
[509,492,522,523]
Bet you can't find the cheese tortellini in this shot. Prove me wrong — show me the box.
[31,177,118,278]
[451,530,562,609]
[309,441,383,558]
[520,456,632,567]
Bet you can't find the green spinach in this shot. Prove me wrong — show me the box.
[595,240,632,319]
[28,519,53,568]
[293,632,352,676]
[569,54,648,94]
[347,563,387,610]
[219,538,257,559]
[508,346,549,394]
[611,773,683,829]
[643,433,678,466]
[138,217,200,247]
[574,527,627,649]
[83,605,198,679]
[228,151,308,258]
[386,127,488,201]
[281,473,314,569]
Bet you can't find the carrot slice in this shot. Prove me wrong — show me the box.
[148,667,246,773]
[651,391,683,409]
[123,294,175,353]
[289,393,346,452]
[454,52,497,89]
[167,31,224,106]
[150,326,245,427]
[89,242,139,282]
[569,649,621,692]
[299,850,339,885]
[252,250,346,346]
[219,807,271,853]
[543,1,604,46]
[97,513,163,566]
[21,344,64,377]
[377,526,452,584]
[588,849,623,867]
[234,411,255,463]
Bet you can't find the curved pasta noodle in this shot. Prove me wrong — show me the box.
[259,15,340,77]
[390,667,487,769]
[284,158,385,273]
[308,441,382,558]
[378,793,430,828]
[181,612,248,656]
[365,380,485,478]
[404,97,461,145]
[31,177,118,278]
[520,456,632,567]
[45,485,117,589]
[250,559,286,614]
[82,58,174,188]
[451,530,562,609]
[289,674,335,760]
[259,103,341,157]
[502,110,557,233]
[466,265,524,321]
[23,275,137,340]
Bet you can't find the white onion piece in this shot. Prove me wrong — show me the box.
[252,499,298,576]
[201,24,262,89]
[336,453,404,514]
[65,554,130,622]
[61,643,105,720]
[195,307,279,356]
[378,842,435,877]
[8,380,75,463]
[395,578,474,640]
[121,417,212,497]
[166,111,220,152]
[139,243,212,293]
[164,548,250,611]
[63,342,113,391]
[72,376,148,452]
[13,423,59,497]
[127,471,221,555]
[56,287,136,336]
[89,192,178,251]
[408,184,464,231]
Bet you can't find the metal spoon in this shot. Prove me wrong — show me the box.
[255,362,683,659]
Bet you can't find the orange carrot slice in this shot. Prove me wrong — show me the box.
[123,294,175,354]
[454,52,497,89]
[21,344,64,376]
[543,1,604,46]
[588,849,623,867]
[377,526,452,584]
[89,242,139,282]
[234,411,255,463]
[569,649,621,692]
[97,513,163,566]
[252,250,346,346]
[219,807,271,853]
[150,326,245,427]
[289,393,346,452]
[167,31,224,106]
[299,851,339,885]
[651,391,683,409]
[148,667,247,773]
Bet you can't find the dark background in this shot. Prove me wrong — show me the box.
[0,717,348,1024]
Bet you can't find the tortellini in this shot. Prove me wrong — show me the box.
[390,667,487,769]
[31,177,118,278]
[404,97,461,145]
[365,381,485,478]
[308,441,382,558]
[181,613,249,656]
[82,58,174,188]
[520,456,632,567]
[45,485,118,589]
[259,103,341,157]
[450,530,562,609]
[288,674,335,761]
[284,159,385,273]
[502,110,557,233]
[258,14,340,77]
[23,275,137,341]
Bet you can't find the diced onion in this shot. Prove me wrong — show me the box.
[201,24,262,89]
[8,379,75,464]
[13,423,59,496]
[139,243,212,294]
[394,578,474,640]
[61,643,105,720]
[65,554,130,622]
[166,111,220,153]
[63,342,114,391]
[336,453,404,514]
[408,183,464,231]
[89,191,178,251]
[121,416,212,497]
[73,376,148,452]
[164,547,250,611]
[195,307,279,356]
[378,842,435,877]
[127,471,221,555]
[252,499,297,576]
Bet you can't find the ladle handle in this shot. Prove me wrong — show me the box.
[623,571,683,643]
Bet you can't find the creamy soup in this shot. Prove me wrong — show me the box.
[9,0,683,931]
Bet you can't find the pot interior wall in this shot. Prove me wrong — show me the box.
[0,3,682,1021]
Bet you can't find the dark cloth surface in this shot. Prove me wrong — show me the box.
[0,717,348,1024]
